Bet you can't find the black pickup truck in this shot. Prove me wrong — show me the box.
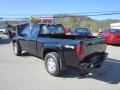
[12,23,107,76]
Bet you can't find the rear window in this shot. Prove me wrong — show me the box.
[41,24,64,34]
[75,28,90,33]
[111,29,120,33]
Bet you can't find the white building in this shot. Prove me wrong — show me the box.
[110,23,120,29]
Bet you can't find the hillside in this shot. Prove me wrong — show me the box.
[54,15,120,32]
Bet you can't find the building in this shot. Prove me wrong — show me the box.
[110,23,120,29]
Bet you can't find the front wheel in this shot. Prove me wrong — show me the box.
[44,52,61,76]
[13,42,22,56]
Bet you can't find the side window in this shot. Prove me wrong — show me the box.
[21,25,30,38]
[30,24,39,39]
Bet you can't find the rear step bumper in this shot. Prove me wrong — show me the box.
[79,53,108,70]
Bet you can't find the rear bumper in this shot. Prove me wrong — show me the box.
[64,49,107,69]
[108,41,120,44]
[79,53,107,69]
[106,37,120,44]
[92,53,108,68]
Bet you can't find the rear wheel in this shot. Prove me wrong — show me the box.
[44,52,61,76]
[13,42,22,56]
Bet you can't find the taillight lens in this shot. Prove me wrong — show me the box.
[75,43,84,61]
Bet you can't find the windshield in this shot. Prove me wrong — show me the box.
[111,29,120,33]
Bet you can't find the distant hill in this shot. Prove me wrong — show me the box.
[0,15,120,32]
[54,15,120,32]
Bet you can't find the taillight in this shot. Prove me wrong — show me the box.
[75,43,84,61]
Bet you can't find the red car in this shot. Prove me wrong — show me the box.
[64,28,71,35]
[97,29,120,44]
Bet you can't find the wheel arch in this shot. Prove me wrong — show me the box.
[12,40,21,50]
[43,48,61,58]
[43,48,67,71]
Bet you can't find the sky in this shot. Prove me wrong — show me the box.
[0,0,120,20]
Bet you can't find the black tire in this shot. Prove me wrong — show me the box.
[44,52,61,76]
[13,42,22,56]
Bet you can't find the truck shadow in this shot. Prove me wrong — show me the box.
[91,58,120,84]
[22,52,32,57]
[13,51,120,84]
[0,38,11,45]
[61,58,120,84]
[111,44,120,47]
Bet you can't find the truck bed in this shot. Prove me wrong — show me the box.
[38,34,106,66]
[39,34,106,68]
[39,34,96,40]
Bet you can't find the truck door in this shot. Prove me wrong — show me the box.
[18,25,31,52]
[28,24,39,55]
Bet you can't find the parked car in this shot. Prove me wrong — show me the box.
[97,28,120,44]
[6,23,29,39]
[12,23,107,76]
[72,28,92,36]
[11,26,17,36]
[0,28,7,34]
[64,28,71,35]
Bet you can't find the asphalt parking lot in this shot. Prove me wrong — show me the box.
[0,35,120,90]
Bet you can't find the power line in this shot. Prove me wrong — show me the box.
[0,10,120,16]
[1,10,120,19]
[53,12,120,18]
[76,12,120,17]
[63,10,120,15]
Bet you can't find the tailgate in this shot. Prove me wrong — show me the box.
[83,37,107,57]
